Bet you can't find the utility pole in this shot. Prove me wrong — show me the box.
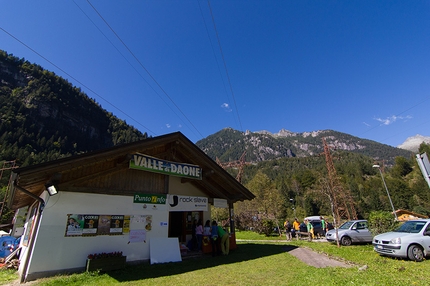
[0,160,18,219]
[322,138,357,221]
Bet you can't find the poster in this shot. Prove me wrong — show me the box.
[65,214,84,236]
[97,215,111,235]
[110,215,125,234]
[129,229,146,243]
[65,214,145,237]
[123,216,130,234]
[130,215,152,232]
[82,215,99,235]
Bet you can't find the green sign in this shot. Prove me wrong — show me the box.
[129,153,202,180]
[133,194,167,204]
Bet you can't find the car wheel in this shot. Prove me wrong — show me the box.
[407,245,424,262]
[341,236,352,246]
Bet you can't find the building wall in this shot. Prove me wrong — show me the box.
[169,176,211,221]
[25,192,166,275]
[22,175,211,280]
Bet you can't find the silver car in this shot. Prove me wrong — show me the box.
[326,220,373,246]
[373,219,430,262]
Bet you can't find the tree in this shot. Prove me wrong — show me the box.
[391,156,413,178]
[235,171,284,235]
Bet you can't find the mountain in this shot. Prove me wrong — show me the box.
[0,50,147,167]
[0,49,416,169]
[397,134,430,153]
[196,128,413,165]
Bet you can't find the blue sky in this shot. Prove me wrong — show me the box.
[1,1,429,147]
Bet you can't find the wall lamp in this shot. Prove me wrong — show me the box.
[45,183,58,196]
[372,164,398,221]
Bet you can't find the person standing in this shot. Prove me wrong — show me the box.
[218,224,230,255]
[292,218,300,239]
[195,219,204,252]
[204,220,211,236]
[284,219,292,240]
[320,216,326,236]
[211,221,220,256]
[305,219,314,240]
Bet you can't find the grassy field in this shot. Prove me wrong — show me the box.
[0,231,428,285]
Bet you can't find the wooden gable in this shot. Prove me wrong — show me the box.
[8,132,255,209]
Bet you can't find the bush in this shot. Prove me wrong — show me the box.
[261,219,274,236]
[368,211,399,235]
[234,213,278,236]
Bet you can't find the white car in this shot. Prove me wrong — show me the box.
[373,219,430,262]
[325,220,373,246]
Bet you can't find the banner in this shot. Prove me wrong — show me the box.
[133,193,167,204]
[168,195,208,211]
[129,153,202,180]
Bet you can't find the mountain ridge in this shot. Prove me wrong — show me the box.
[196,127,413,165]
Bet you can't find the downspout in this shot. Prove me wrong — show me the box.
[13,182,45,212]
[11,181,45,283]
[19,203,42,283]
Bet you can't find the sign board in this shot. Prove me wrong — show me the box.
[150,237,182,264]
[213,198,228,208]
[130,153,202,180]
[168,195,208,211]
[416,153,430,189]
[133,194,167,204]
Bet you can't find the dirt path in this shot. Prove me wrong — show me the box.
[283,245,353,268]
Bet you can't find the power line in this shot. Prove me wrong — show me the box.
[207,0,243,131]
[197,0,239,129]
[359,96,430,142]
[72,0,189,138]
[0,27,156,136]
[86,0,204,139]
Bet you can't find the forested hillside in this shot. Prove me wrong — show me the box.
[229,143,430,234]
[0,50,147,168]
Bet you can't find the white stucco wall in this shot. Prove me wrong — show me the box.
[25,191,168,276]
[22,176,212,279]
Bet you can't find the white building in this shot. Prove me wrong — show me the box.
[7,132,254,282]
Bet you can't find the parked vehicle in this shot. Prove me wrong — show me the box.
[373,219,430,262]
[326,220,373,246]
[304,216,325,238]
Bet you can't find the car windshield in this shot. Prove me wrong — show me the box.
[395,221,426,233]
[339,221,354,230]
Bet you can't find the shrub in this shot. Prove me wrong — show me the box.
[368,211,399,235]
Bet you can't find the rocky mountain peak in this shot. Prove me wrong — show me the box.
[397,134,430,152]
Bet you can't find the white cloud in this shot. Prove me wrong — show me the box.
[374,115,412,125]
[221,103,232,112]
[166,124,171,128]
[362,122,370,127]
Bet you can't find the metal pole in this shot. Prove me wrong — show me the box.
[290,198,296,218]
[373,165,398,221]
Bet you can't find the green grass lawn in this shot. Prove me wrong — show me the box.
[1,231,428,285]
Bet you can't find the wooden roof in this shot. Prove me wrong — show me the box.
[8,132,255,210]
